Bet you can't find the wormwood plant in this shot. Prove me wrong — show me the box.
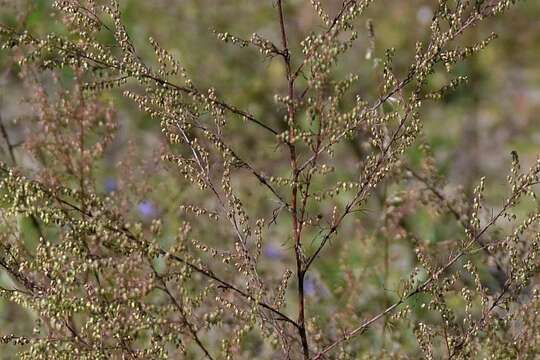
[0,0,539,359]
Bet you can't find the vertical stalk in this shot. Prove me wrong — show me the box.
[276,1,309,358]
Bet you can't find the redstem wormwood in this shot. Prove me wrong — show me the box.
[0,0,539,359]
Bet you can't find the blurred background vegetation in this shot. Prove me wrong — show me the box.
[0,0,539,358]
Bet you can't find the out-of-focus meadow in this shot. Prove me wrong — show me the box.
[0,0,539,358]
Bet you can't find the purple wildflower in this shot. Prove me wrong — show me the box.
[105,178,118,193]
[417,6,433,25]
[303,277,316,296]
[137,200,157,219]
[263,243,283,260]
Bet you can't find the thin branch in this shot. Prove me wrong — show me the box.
[0,165,298,329]
[276,1,311,358]
[152,266,215,360]
[312,173,535,359]
[406,166,509,286]
[303,9,485,273]
[4,28,279,137]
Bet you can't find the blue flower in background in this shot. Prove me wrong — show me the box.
[105,178,118,193]
[303,276,316,296]
[137,200,157,219]
[263,243,283,260]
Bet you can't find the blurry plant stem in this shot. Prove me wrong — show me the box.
[0,111,16,165]
[0,108,45,241]
[276,1,310,358]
